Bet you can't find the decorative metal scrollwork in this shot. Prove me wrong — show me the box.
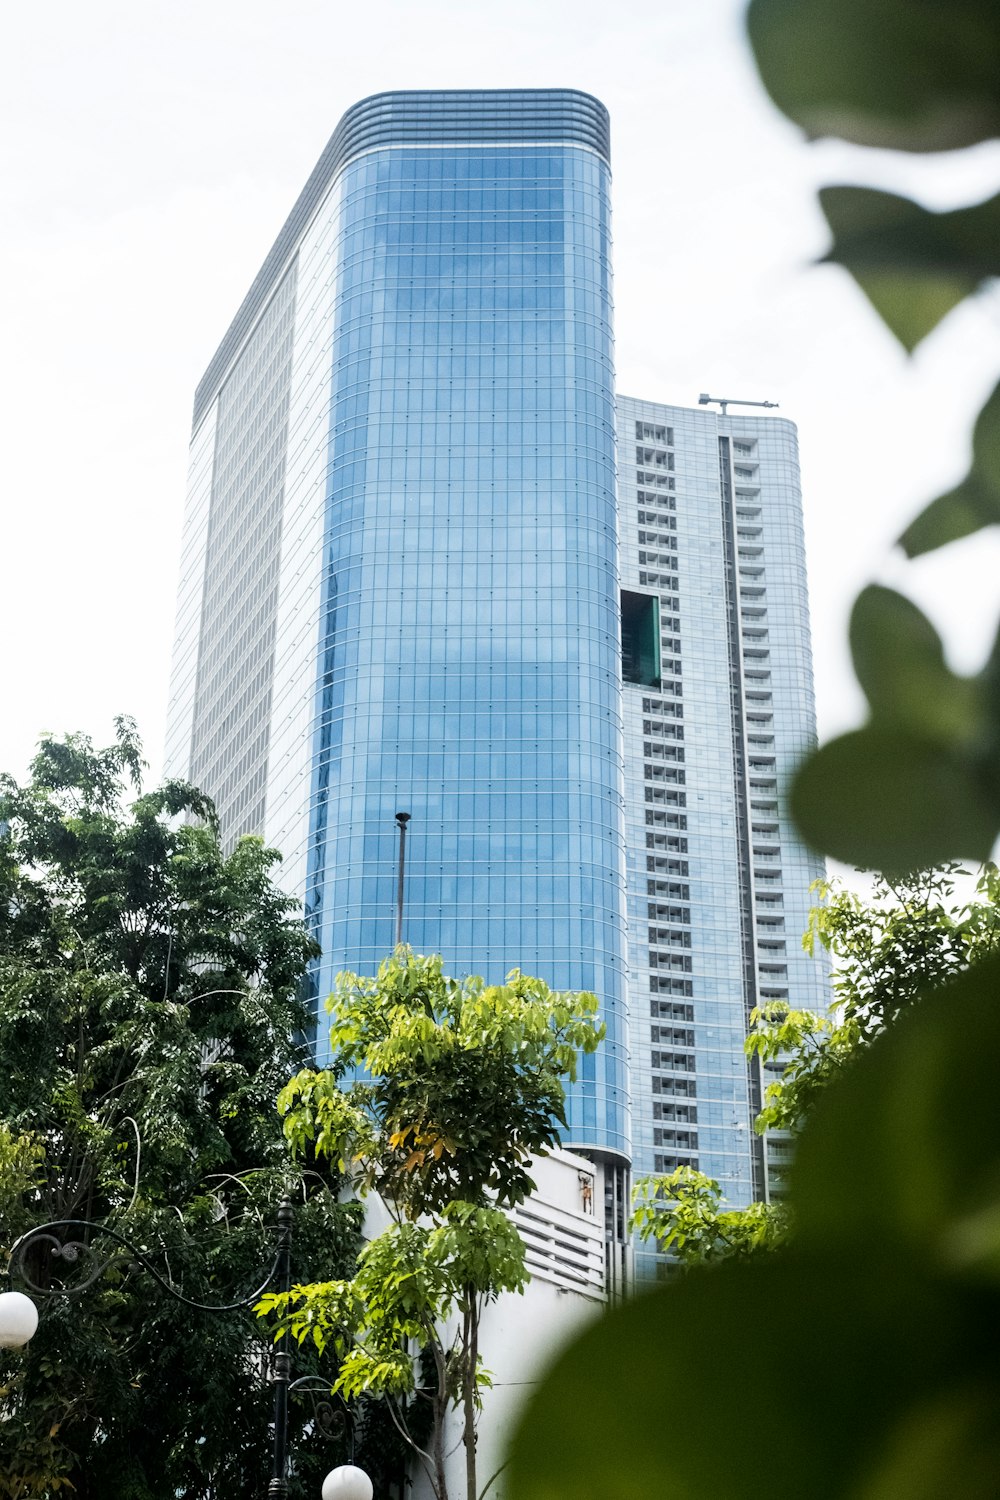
[289,1375,353,1444]
[6,1215,286,1311]
[9,1226,135,1298]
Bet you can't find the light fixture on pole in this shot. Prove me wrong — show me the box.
[322,1465,375,1500]
[0,1290,39,1348]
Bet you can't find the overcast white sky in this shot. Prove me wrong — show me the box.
[3,0,1000,796]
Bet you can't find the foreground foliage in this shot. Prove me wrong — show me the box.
[512,952,1000,1499]
[747,0,1000,870]
[508,4,1000,1493]
[259,951,604,1500]
[0,722,363,1499]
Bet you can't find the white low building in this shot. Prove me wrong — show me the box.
[408,1148,609,1500]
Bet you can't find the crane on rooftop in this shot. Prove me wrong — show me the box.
[698,393,779,416]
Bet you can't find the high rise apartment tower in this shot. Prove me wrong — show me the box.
[616,398,826,1267]
[167,91,826,1270]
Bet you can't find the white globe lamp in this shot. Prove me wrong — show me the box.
[0,1290,39,1349]
[321,1464,374,1500]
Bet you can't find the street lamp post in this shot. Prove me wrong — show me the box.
[269,1196,294,1499]
[394,810,411,948]
[0,1200,371,1499]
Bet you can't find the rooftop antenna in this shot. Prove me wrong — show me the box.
[394,812,411,948]
[698,393,779,417]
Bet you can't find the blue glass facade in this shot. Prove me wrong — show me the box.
[293,96,629,1158]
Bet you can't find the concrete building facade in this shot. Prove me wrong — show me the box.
[616,398,826,1269]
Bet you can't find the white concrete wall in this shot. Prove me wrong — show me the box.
[405,1148,605,1500]
[263,172,345,901]
[163,402,217,782]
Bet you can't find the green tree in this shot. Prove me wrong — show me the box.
[630,1166,788,1267]
[258,950,604,1500]
[0,720,363,1499]
[632,866,1000,1266]
[753,864,1000,1139]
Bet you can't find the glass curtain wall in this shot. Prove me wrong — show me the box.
[306,102,628,1156]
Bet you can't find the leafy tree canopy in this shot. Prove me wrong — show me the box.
[630,1167,787,1268]
[279,951,604,1217]
[0,720,362,1499]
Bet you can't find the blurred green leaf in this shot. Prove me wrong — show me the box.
[507,1250,1000,1500]
[746,0,1000,151]
[792,952,1000,1277]
[901,380,1000,555]
[850,584,984,745]
[819,187,1000,350]
[792,589,1000,868]
[790,725,997,870]
[855,1389,1000,1500]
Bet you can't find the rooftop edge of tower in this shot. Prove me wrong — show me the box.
[191,88,611,435]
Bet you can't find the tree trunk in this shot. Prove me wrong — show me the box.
[432,1390,450,1500]
[462,1289,479,1500]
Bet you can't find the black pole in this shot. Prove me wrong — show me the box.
[395,812,411,948]
[267,1196,294,1499]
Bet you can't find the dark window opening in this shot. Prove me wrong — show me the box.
[621,590,661,687]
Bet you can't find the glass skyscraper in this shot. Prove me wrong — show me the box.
[166,90,825,1274]
[166,90,630,1177]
